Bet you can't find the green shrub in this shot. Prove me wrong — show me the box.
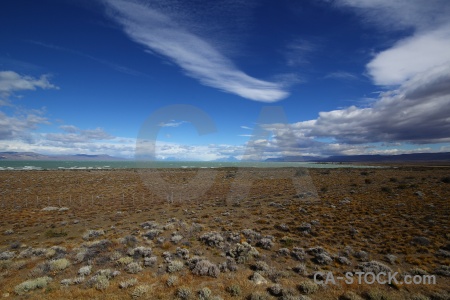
[298,280,319,294]
[15,276,52,295]
[126,262,143,274]
[94,275,110,291]
[248,292,269,300]
[339,291,364,300]
[365,289,392,300]
[119,278,138,289]
[117,256,133,266]
[131,285,149,298]
[82,229,105,240]
[167,260,184,273]
[49,258,70,271]
[177,286,192,299]
[226,284,241,297]
[166,275,178,287]
[198,287,212,300]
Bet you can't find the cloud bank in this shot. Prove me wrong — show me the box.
[0,110,49,141]
[252,0,450,157]
[3,2,450,160]
[264,63,450,148]
[0,71,58,100]
[101,0,288,102]
[46,126,114,144]
[333,0,450,86]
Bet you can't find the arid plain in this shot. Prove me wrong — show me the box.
[0,166,449,299]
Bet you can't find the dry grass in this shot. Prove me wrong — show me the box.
[0,166,449,299]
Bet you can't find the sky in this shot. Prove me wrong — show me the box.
[1,0,450,161]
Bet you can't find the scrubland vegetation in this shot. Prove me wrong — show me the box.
[0,166,449,299]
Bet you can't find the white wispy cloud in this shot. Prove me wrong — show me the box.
[284,39,316,67]
[101,0,289,102]
[240,126,252,130]
[324,71,358,81]
[28,41,145,77]
[0,70,58,99]
[333,0,450,32]
[158,120,187,127]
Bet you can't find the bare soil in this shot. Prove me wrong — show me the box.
[0,166,449,299]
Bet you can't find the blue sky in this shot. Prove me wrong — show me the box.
[1,0,450,160]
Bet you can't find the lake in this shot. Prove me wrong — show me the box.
[0,160,380,170]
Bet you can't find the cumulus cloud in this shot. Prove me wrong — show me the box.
[252,2,450,157]
[260,62,450,156]
[150,142,245,161]
[234,0,448,157]
[59,125,78,133]
[0,70,125,157]
[158,120,187,127]
[3,129,241,160]
[2,136,136,158]
[0,70,58,99]
[0,110,49,141]
[367,27,450,85]
[101,0,289,102]
[45,126,114,144]
[0,71,57,142]
[333,0,450,86]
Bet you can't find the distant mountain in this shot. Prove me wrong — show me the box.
[265,156,321,162]
[319,152,450,162]
[0,152,127,161]
[3,151,450,163]
[212,156,239,162]
[265,152,450,163]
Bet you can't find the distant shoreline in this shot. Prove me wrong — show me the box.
[0,160,385,171]
[3,159,450,171]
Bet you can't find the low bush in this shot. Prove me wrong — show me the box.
[49,258,70,271]
[82,229,105,240]
[15,276,52,295]
[167,260,185,273]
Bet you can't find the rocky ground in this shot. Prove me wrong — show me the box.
[0,166,449,299]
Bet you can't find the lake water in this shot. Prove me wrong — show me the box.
[0,160,379,170]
